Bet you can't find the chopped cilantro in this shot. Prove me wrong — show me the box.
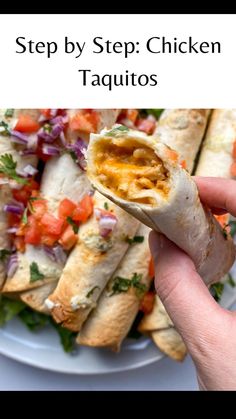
[0,154,28,185]
[67,216,79,234]
[29,262,45,283]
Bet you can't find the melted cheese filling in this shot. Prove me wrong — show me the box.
[95,138,169,205]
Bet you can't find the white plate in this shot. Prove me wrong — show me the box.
[0,281,235,375]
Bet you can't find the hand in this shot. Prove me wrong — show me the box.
[149,177,236,390]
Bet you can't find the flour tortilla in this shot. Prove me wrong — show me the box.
[20,282,57,313]
[47,191,140,331]
[77,224,151,351]
[152,328,187,362]
[87,127,235,286]
[195,109,236,178]
[138,295,173,333]
[155,109,210,173]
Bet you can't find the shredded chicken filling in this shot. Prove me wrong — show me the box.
[95,139,169,205]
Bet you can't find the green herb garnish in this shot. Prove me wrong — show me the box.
[210,282,224,302]
[18,308,48,331]
[125,235,144,245]
[67,217,79,234]
[50,320,77,353]
[0,121,11,135]
[105,125,129,136]
[22,208,28,224]
[227,273,236,288]
[0,296,76,353]
[222,225,229,239]
[229,220,236,237]
[0,249,12,262]
[4,109,14,118]
[110,273,147,297]
[146,109,164,119]
[86,286,100,299]
[0,296,25,326]
[104,202,109,210]
[0,154,28,185]
[29,262,45,283]
[43,123,52,133]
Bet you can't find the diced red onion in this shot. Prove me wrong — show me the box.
[43,244,67,265]
[16,168,29,178]
[50,109,58,117]
[67,138,87,170]
[10,130,28,144]
[7,227,18,234]
[38,128,55,143]
[88,189,95,196]
[38,114,48,123]
[42,144,61,156]
[50,115,69,125]
[7,254,18,278]
[27,134,38,150]
[19,149,36,156]
[3,204,24,215]
[23,165,38,176]
[94,208,118,237]
[59,131,67,146]
[53,245,67,265]
[43,245,56,262]
[51,123,63,138]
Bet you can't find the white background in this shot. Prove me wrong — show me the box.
[0,14,235,107]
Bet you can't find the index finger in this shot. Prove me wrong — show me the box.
[193,176,236,217]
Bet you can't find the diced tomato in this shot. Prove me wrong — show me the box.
[165,147,179,163]
[72,195,94,223]
[214,213,230,229]
[41,213,64,236]
[59,225,77,250]
[180,160,187,169]
[149,257,155,278]
[135,118,156,135]
[230,162,236,177]
[126,109,138,123]
[69,111,99,133]
[14,114,40,133]
[7,212,21,228]
[40,234,58,247]
[14,236,25,253]
[24,216,41,245]
[36,144,52,162]
[58,198,77,220]
[24,179,39,192]
[12,180,39,205]
[12,188,30,206]
[31,199,48,220]
[140,291,155,314]
[232,140,236,159]
[40,109,51,118]
[16,223,26,237]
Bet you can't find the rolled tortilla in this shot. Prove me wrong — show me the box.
[152,328,187,362]
[20,282,57,314]
[47,191,140,331]
[0,109,39,288]
[77,224,151,351]
[86,126,235,286]
[2,154,91,293]
[155,109,210,173]
[138,295,173,333]
[195,109,236,178]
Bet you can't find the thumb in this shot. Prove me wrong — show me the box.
[149,231,223,353]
